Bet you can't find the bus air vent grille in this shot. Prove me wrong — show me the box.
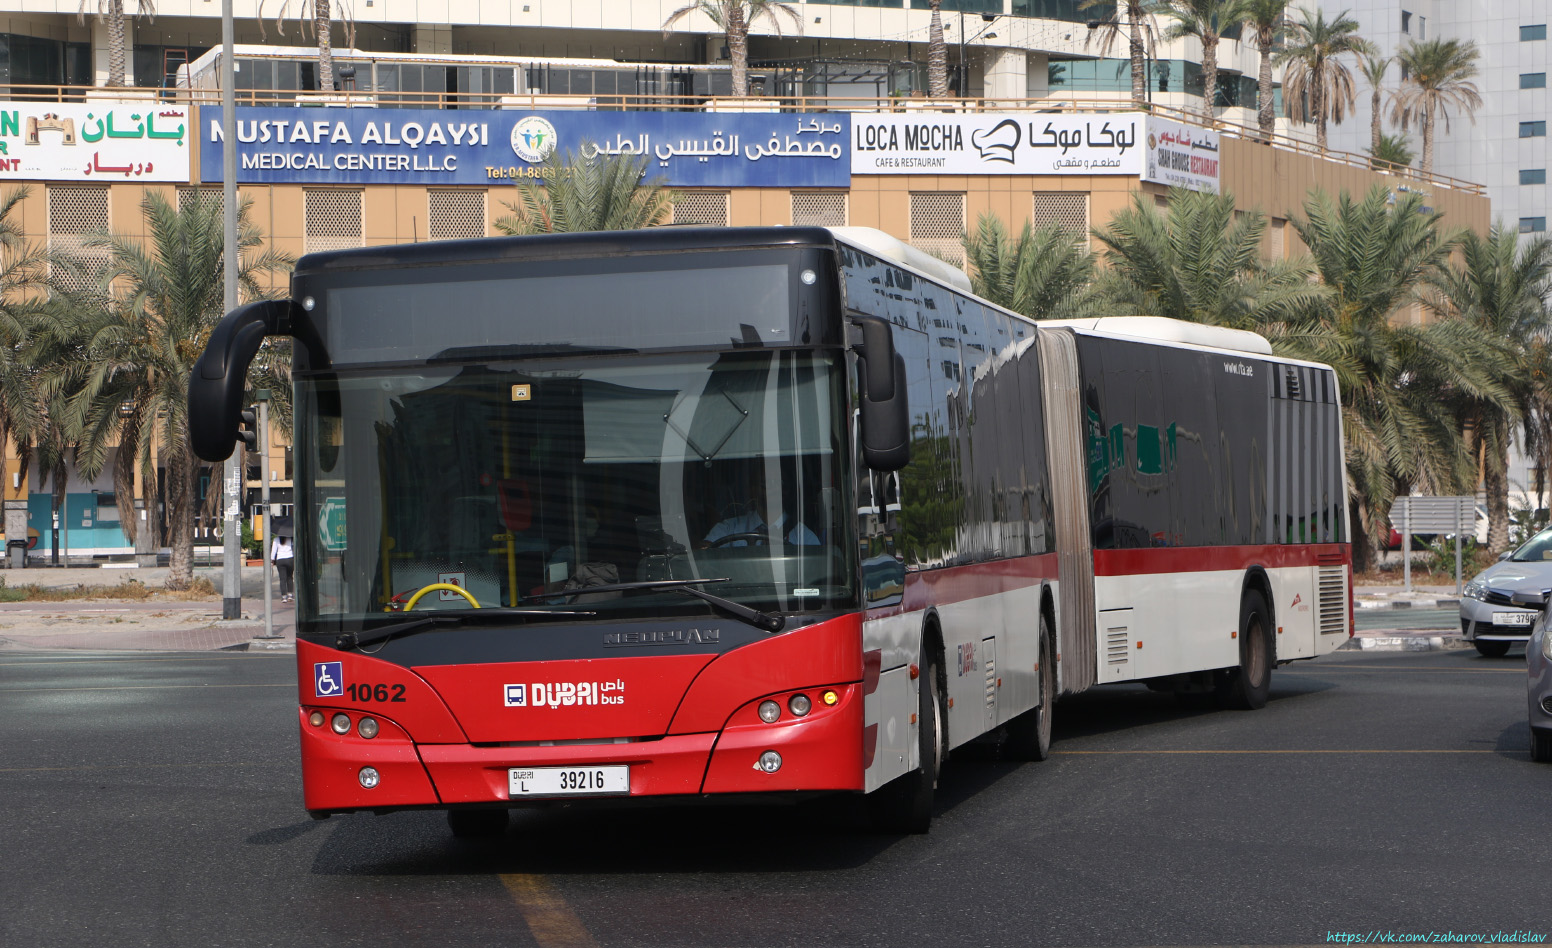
[1105,628,1130,665]
[1317,567,1348,635]
[984,655,996,707]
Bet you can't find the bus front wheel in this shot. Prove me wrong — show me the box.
[869,646,943,834]
[1217,590,1272,710]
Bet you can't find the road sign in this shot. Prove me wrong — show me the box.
[1389,495,1477,594]
[318,497,348,552]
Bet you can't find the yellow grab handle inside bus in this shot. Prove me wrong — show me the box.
[402,583,480,611]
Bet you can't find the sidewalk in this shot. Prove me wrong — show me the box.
[0,563,295,652]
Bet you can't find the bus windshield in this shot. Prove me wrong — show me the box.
[293,350,853,636]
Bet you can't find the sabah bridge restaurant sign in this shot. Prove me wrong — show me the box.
[0,101,189,182]
[200,107,850,188]
[851,112,1221,192]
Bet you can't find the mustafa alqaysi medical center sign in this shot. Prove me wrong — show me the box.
[851,112,1221,192]
[200,107,850,188]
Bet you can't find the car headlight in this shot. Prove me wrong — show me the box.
[1543,628,1552,662]
[1463,580,1486,601]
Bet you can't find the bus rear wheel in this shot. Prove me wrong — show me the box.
[869,647,943,834]
[1217,590,1272,710]
[447,808,509,839]
[1003,616,1054,761]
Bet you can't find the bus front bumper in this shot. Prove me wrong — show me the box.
[300,682,864,815]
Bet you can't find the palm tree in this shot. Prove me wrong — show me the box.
[927,0,949,98]
[59,192,291,589]
[1369,131,1414,171]
[961,214,1096,320]
[1157,0,1240,121]
[77,0,156,87]
[1078,0,1160,104]
[257,0,356,93]
[1358,49,1390,156]
[1276,6,1365,152]
[495,144,676,235]
[1428,227,1552,552]
[1235,0,1293,140]
[1090,188,1327,331]
[1273,187,1511,571]
[1391,37,1482,176]
[663,1,799,98]
[0,188,47,502]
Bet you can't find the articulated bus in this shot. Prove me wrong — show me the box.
[190,226,1351,836]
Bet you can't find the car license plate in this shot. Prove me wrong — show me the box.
[508,765,629,797]
[1493,612,1536,627]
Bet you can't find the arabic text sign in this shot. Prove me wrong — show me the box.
[0,101,190,182]
[1141,117,1221,193]
[201,107,850,187]
[851,113,1145,175]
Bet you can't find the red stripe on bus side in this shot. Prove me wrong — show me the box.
[864,554,1059,619]
[1092,544,1350,576]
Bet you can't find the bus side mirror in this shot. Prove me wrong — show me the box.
[189,299,300,462]
[854,317,910,471]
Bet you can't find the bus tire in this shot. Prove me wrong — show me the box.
[447,808,508,839]
[869,647,943,834]
[1002,616,1054,761]
[1218,589,1272,710]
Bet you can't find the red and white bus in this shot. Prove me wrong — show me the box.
[191,226,1351,835]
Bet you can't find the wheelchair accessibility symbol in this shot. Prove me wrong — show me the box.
[314,661,344,698]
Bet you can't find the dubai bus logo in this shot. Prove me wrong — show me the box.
[506,680,625,708]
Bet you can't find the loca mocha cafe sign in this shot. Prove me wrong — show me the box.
[199,107,851,187]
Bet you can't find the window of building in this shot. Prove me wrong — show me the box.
[1523,121,1549,138]
[304,189,363,254]
[1400,10,1411,33]
[1418,16,1425,40]
[1522,217,1549,234]
[1523,169,1548,185]
[672,191,730,226]
[426,190,486,241]
[1267,218,1287,259]
[1523,73,1548,89]
[48,185,110,294]
[909,0,1001,12]
[909,192,966,267]
[791,192,848,228]
[1032,192,1088,242]
[1522,25,1548,41]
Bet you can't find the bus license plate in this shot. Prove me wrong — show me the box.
[508,765,629,797]
[1492,612,1535,627]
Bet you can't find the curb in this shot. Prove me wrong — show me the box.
[1339,633,1472,652]
[1355,598,1461,610]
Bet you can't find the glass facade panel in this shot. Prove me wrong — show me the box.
[1523,121,1549,138]
[1522,24,1548,41]
[1522,73,1547,89]
[1523,169,1548,185]
[910,0,1002,11]
[1012,0,1087,19]
[1522,217,1549,234]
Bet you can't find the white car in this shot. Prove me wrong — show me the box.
[1460,527,1552,657]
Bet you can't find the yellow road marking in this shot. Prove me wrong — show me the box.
[1049,754,1496,760]
[500,874,599,948]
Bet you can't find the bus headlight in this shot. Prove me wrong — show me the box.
[331,713,351,734]
[756,751,782,773]
[758,700,781,724]
[788,694,811,716]
[358,767,380,789]
[308,711,325,728]
[357,717,379,739]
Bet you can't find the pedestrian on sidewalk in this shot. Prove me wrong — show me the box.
[271,533,294,602]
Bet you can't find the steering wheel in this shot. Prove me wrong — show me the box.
[402,582,480,611]
[708,532,769,548]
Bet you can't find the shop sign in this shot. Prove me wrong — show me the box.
[200,106,851,187]
[851,113,1145,176]
[0,101,190,182]
[1140,117,1221,193]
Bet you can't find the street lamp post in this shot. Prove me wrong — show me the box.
[219,0,241,620]
[960,12,1000,100]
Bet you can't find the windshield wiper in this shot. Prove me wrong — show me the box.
[334,607,597,651]
[522,578,786,634]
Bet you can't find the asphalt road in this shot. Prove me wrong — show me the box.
[2,644,1547,948]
